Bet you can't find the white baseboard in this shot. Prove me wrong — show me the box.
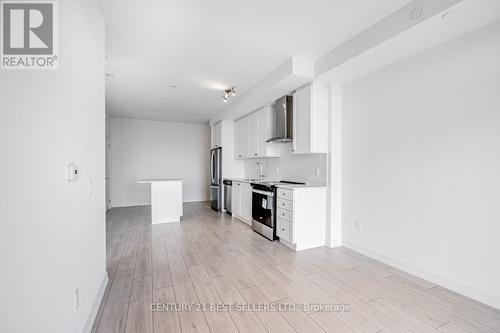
[343,241,500,310]
[82,272,109,333]
[111,202,149,208]
[184,199,209,203]
[111,199,209,208]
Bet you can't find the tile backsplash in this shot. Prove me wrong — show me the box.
[244,143,327,185]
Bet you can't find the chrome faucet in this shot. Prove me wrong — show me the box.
[256,162,265,182]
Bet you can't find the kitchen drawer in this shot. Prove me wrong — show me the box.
[277,188,293,200]
[277,198,293,211]
[277,218,293,243]
[277,208,293,222]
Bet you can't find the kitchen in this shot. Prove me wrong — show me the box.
[210,85,329,250]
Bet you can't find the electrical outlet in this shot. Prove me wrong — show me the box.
[315,168,320,176]
[354,220,362,231]
[74,287,79,312]
[276,167,279,175]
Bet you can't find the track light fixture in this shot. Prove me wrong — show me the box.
[223,87,236,103]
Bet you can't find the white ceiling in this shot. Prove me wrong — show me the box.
[316,0,500,84]
[101,0,411,124]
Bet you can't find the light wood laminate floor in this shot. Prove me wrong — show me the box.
[93,202,500,333]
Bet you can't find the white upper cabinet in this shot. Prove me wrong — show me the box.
[248,112,259,157]
[240,116,250,158]
[256,107,272,157]
[242,116,251,157]
[211,121,222,149]
[234,119,243,159]
[292,83,329,154]
[234,106,279,159]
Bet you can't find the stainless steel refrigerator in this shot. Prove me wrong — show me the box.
[210,147,222,211]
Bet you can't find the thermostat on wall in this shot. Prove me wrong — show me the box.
[68,164,79,182]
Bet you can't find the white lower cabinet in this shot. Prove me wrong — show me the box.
[232,181,252,225]
[240,182,252,223]
[232,181,241,216]
[277,218,293,243]
[277,208,293,222]
[276,187,327,251]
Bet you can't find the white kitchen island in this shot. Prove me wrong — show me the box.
[138,179,183,224]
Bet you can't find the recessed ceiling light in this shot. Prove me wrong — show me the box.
[409,7,423,20]
[168,85,179,89]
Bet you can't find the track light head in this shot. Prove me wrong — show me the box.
[222,87,236,103]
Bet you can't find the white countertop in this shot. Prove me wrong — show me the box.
[226,178,326,189]
[275,183,327,189]
[138,179,183,183]
[226,178,258,183]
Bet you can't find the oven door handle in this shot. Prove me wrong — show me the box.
[252,189,274,196]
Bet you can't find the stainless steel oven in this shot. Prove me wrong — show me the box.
[251,184,275,240]
[251,180,305,241]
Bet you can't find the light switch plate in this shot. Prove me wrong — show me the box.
[67,164,79,182]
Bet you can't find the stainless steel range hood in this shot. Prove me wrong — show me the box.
[266,95,293,143]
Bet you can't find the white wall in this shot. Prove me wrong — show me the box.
[110,118,210,206]
[244,144,327,185]
[341,21,500,309]
[0,1,106,332]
